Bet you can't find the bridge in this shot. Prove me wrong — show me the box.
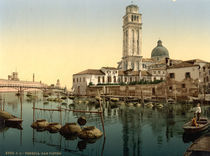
[0,84,66,93]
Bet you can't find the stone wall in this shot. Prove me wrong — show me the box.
[86,79,199,100]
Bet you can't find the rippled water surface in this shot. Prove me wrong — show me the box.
[0,92,210,156]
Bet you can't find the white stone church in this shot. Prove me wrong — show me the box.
[72,4,174,95]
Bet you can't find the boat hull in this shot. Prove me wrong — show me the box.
[183,118,209,134]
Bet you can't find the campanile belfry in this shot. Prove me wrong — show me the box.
[121,4,142,71]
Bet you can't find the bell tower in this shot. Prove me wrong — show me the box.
[122,4,142,71]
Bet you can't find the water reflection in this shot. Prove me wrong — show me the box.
[0,93,210,156]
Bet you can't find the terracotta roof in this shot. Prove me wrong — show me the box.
[118,70,139,76]
[141,71,152,76]
[185,59,208,64]
[142,58,155,62]
[168,62,199,69]
[150,66,166,70]
[101,67,117,70]
[73,69,105,75]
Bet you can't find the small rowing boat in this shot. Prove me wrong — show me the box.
[183,118,209,134]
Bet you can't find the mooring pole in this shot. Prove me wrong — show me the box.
[33,101,35,122]
[98,90,106,139]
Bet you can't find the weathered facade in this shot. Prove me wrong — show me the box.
[86,81,198,101]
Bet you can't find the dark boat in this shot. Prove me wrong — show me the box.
[26,92,32,97]
[184,133,210,156]
[183,118,209,134]
[5,118,23,125]
[0,111,23,128]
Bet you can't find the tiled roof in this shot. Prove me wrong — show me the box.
[168,62,199,69]
[101,67,117,70]
[142,58,155,62]
[118,70,139,76]
[73,69,105,75]
[150,66,166,70]
[141,71,152,76]
[185,59,207,64]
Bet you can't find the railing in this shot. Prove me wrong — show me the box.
[0,84,65,91]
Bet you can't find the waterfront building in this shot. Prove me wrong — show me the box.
[73,67,118,95]
[200,63,210,94]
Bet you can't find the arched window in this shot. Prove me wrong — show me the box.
[132,29,135,54]
[125,61,128,70]
[113,76,116,83]
[108,76,112,83]
[137,61,139,70]
[137,30,139,54]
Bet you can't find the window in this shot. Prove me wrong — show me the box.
[185,72,191,79]
[169,86,173,90]
[77,78,78,82]
[118,77,121,82]
[73,78,75,83]
[108,76,112,83]
[182,84,186,88]
[203,67,206,72]
[132,29,135,54]
[125,77,127,82]
[169,73,175,78]
[153,71,156,74]
[114,76,116,83]
[137,62,139,70]
[98,76,101,83]
[158,71,160,74]
[83,77,85,82]
[102,76,105,83]
[131,62,134,70]
[130,77,132,82]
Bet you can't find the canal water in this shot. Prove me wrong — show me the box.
[0,92,210,156]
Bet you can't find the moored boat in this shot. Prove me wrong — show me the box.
[183,118,209,134]
[5,118,23,125]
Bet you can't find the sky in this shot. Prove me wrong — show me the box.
[0,0,210,89]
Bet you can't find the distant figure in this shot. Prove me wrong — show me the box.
[195,103,201,121]
[191,114,198,127]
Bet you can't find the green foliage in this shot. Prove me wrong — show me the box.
[96,79,164,86]
[88,82,93,86]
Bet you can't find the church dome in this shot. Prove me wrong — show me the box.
[151,40,169,61]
